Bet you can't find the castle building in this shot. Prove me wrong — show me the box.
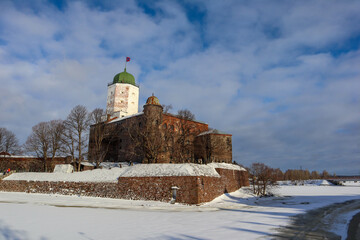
[89,66,232,164]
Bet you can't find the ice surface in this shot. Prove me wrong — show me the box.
[0,185,359,240]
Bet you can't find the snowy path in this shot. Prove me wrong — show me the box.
[273,199,360,239]
[0,185,359,239]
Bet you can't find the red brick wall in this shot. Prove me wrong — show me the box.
[197,169,249,203]
[0,157,71,172]
[117,176,200,204]
[0,180,119,198]
[117,169,249,204]
[0,169,249,204]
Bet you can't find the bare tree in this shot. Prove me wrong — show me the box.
[60,126,76,165]
[177,109,195,121]
[88,108,104,125]
[248,163,276,196]
[321,170,330,179]
[88,108,114,167]
[0,127,20,154]
[123,114,170,163]
[171,109,199,163]
[25,122,51,172]
[48,120,65,168]
[161,104,173,114]
[64,105,90,171]
[310,170,320,179]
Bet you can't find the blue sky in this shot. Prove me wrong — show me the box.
[0,0,359,174]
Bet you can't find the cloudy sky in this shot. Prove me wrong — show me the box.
[0,0,359,174]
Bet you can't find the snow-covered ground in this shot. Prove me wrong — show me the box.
[0,181,359,240]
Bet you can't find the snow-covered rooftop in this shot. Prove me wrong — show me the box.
[107,112,144,124]
[197,129,231,136]
[120,163,220,177]
[4,163,244,182]
[207,162,246,171]
[4,168,127,183]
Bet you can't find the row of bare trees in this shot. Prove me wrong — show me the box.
[24,105,102,171]
[283,169,330,181]
[248,162,335,196]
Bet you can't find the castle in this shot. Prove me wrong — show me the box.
[88,65,233,165]
[0,62,249,205]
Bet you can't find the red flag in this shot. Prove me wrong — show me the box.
[126,57,131,62]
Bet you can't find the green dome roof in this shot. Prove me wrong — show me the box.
[113,68,136,86]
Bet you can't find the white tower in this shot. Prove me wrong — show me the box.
[106,68,139,119]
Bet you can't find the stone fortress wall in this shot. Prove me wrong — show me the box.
[0,166,249,204]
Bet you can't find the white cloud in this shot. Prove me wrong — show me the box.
[0,0,359,174]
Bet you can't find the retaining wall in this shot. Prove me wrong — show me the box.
[0,168,249,204]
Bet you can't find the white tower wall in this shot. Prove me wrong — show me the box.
[106,83,139,118]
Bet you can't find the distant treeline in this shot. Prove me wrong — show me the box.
[244,162,334,196]
[245,162,333,182]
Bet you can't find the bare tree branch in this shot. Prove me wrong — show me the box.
[0,127,20,154]
[24,122,51,172]
[64,105,90,171]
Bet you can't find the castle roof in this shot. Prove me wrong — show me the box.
[113,68,136,86]
[146,94,161,106]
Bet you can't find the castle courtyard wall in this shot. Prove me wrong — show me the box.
[0,168,249,204]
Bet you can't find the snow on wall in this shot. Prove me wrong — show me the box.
[53,164,74,173]
[120,164,220,178]
[3,163,246,182]
[4,168,127,183]
[207,163,246,171]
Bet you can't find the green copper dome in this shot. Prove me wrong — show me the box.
[113,68,136,86]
